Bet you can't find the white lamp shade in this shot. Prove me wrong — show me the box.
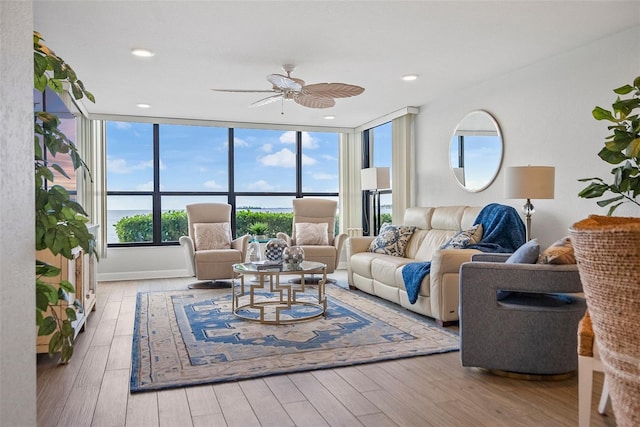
[505,166,555,199]
[361,167,390,191]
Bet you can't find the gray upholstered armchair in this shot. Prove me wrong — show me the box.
[276,198,346,274]
[179,203,248,288]
[459,252,586,376]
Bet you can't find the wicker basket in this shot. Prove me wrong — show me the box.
[570,215,640,427]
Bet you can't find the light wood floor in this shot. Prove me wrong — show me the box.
[36,272,615,427]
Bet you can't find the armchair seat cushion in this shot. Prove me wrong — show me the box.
[194,249,243,263]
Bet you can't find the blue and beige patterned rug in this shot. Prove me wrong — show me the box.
[130,285,459,392]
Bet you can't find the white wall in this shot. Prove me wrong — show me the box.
[414,26,640,249]
[0,1,37,425]
[97,246,187,281]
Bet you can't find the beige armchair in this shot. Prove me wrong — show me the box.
[179,203,248,289]
[277,198,346,274]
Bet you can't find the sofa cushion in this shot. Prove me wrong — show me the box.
[372,256,410,288]
[413,229,456,261]
[193,222,231,250]
[539,236,576,265]
[295,222,329,245]
[368,224,416,257]
[439,224,483,249]
[506,239,540,264]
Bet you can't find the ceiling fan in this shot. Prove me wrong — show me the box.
[211,64,365,110]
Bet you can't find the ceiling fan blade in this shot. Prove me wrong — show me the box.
[267,74,303,91]
[250,94,282,108]
[211,89,277,93]
[294,93,335,109]
[303,83,364,98]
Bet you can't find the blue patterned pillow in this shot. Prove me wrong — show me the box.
[367,224,416,257]
[439,224,483,249]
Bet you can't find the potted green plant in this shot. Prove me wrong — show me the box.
[571,75,640,426]
[34,31,96,363]
[248,222,269,240]
[578,75,640,214]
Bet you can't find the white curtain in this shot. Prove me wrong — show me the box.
[339,131,363,235]
[391,113,416,223]
[77,117,107,258]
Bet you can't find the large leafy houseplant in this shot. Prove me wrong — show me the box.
[578,76,640,214]
[34,31,96,363]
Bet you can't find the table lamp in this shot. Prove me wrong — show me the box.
[505,166,555,241]
[361,167,390,235]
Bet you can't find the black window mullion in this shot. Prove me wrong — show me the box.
[362,129,372,236]
[296,131,302,198]
[152,124,162,244]
[228,128,236,237]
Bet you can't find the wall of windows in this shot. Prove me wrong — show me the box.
[106,121,340,245]
[362,121,392,235]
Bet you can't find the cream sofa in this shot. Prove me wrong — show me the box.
[347,206,482,325]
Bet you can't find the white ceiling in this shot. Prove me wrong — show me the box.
[34,1,640,129]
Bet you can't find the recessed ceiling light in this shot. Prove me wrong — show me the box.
[131,48,155,58]
[136,103,151,108]
[402,74,419,81]
[324,115,336,120]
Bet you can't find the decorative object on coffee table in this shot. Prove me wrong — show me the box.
[282,245,305,266]
[264,238,288,262]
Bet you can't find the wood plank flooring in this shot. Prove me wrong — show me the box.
[36,273,616,427]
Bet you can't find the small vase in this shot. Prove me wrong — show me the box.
[282,245,305,266]
[248,236,261,262]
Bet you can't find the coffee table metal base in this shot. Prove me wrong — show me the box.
[232,262,327,325]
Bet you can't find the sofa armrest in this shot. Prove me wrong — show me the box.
[432,248,483,274]
[231,234,249,260]
[460,261,583,294]
[346,236,375,257]
[179,236,196,277]
[470,252,510,263]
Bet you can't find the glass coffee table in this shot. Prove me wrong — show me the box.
[232,261,327,324]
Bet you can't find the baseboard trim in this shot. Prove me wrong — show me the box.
[97,269,189,282]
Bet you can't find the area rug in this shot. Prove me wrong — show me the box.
[130,285,459,392]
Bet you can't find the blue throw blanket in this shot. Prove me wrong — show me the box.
[401,203,525,304]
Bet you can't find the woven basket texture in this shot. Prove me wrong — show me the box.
[570,215,640,427]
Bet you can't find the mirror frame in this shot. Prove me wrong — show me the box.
[449,110,503,193]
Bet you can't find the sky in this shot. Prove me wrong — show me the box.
[106,122,340,210]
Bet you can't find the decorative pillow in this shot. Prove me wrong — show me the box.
[540,236,576,265]
[193,223,231,250]
[439,224,484,249]
[367,224,416,257]
[505,239,540,264]
[295,222,329,245]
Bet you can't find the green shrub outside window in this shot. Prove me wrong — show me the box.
[114,210,345,243]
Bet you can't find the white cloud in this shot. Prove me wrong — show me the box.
[114,122,132,130]
[312,172,335,180]
[261,143,273,152]
[247,180,275,191]
[107,156,155,174]
[234,137,249,147]
[203,180,223,189]
[279,131,319,149]
[260,148,318,168]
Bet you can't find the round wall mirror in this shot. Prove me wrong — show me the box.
[449,110,503,192]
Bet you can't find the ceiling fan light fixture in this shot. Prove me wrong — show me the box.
[402,74,419,81]
[131,48,155,58]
